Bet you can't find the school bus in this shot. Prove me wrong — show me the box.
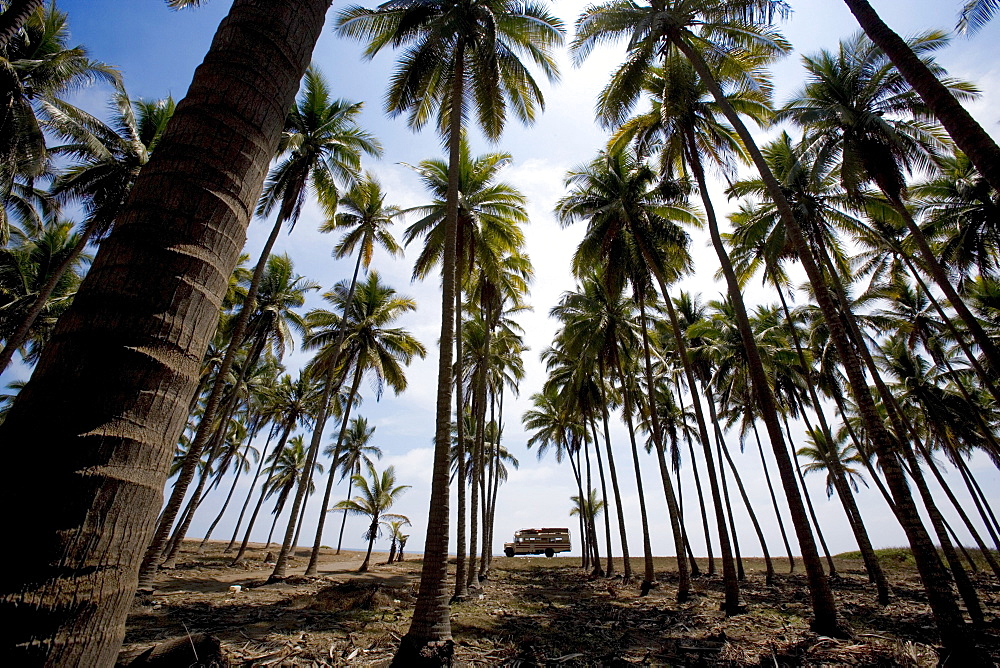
[503,527,572,557]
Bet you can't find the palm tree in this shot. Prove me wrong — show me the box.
[299,271,425,577]
[0,220,87,362]
[329,416,382,554]
[263,435,323,546]
[335,463,410,573]
[385,518,412,564]
[0,90,174,373]
[0,1,119,200]
[958,0,999,33]
[335,3,562,656]
[839,0,1000,193]
[0,1,330,661]
[403,138,530,596]
[575,0,969,648]
[777,32,1000,374]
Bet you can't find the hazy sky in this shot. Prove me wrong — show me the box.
[24,0,1000,560]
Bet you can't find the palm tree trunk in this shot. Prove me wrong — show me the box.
[840,0,1000,193]
[677,37,971,652]
[674,381,714,576]
[590,416,615,577]
[636,296,688,600]
[569,446,589,570]
[707,393,744,582]
[198,438,254,553]
[0,1,328,653]
[955,458,1000,552]
[616,364,656,594]
[0,222,95,374]
[751,422,796,573]
[884,195,1000,376]
[394,43,464,666]
[0,0,43,50]
[359,521,377,573]
[336,478,355,553]
[682,123,839,631]
[653,278,738,609]
[300,363,363,577]
[227,427,277,552]
[779,413,837,577]
[453,261,469,600]
[582,435,604,576]
[232,418,296,564]
[598,360,633,581]
[716,426,775,585]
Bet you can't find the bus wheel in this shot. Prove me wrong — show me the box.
[505,547,515,558]
[545,548,554,558]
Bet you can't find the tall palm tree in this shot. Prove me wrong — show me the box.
[838,0,1000,192]
[328,416,382,554]
[335,4,562,657]
[0,1,331,661]
[299,271,425,577]
[263,434,323,545]
[334,462,410,573]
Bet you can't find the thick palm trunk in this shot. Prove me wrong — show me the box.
[138,205,290,590]
[683,125,839,632]
[840,0,1000,193]
[232,419,296,565]
[0,222,95,374]
[0,0,43,50]
[0,2,328,661]
[598,362,633,580]
[679,38,971,653]
[637,297,688,600]
[394,44,464,667]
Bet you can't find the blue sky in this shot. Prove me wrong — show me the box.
[29,0,1000,560]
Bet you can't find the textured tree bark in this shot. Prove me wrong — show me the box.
[841,0,1000,193]
[0,1,330,663]
[0,0,42,50]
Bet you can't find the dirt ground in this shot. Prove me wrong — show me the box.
[122,541,1000,666]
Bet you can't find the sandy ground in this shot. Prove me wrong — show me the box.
[121,541,1000,666]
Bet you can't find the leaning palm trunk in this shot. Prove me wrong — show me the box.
[227,428,275,552]
[138,205,292,591]
[200,438,256,553]
[707,392,744,581]
[636,297,688,600]
[655,280,737,609]
[840,0,1000,193]
[232,419,297,565]
[716,427,775,585]
[674,382,715,575]
[678,38,974,652]
[684,124,838,628]
[0,223,95,374]
[0,1,328,661]
[751,422,796,573]
[289,363,361,579]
